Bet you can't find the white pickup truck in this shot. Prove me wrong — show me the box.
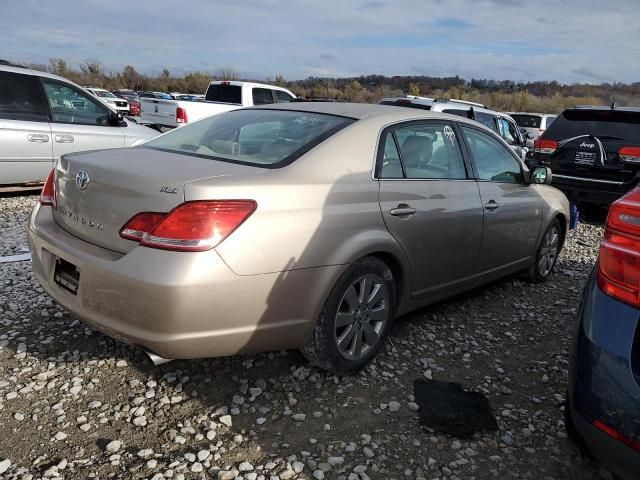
[139,80,297,130]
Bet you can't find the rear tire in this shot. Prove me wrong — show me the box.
[524,218,561,283]
[302,257,396,374]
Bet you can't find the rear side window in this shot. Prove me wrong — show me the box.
[205,84,242,104]
[543,115,556,128]
[544,110,640,142]
[379,122,467,180]
[0,71,49,122]
[252,88,275,105]
[511,114,542,128]
[276,90,294,103]
[144,109,355,168]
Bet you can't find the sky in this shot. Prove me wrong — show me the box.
[2,0,639,84]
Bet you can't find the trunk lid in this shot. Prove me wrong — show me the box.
[53,147,265,253]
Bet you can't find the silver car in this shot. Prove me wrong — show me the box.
[509,112,557,147]
[0,62,158,187]
[28,103,569,374]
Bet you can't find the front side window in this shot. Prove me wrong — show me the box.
[144,109,354,168]
[461,126,523,183]
[42,79,112,126]
[0,71,49,122]
[252,88,275,105]
[379,123,467,179]
[498,118,519,145]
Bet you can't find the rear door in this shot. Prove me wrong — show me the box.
[0,70,53,184]
[378,120,484,299]
[460,125,542,273]
[535,109,640,186]
[40,78,126,160]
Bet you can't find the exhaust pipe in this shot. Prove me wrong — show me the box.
[142,349,173,366]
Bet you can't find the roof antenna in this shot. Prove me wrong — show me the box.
[610,101,617,110]
[467,106,475,120]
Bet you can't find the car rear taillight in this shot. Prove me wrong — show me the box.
[39,169,56,208]
[119,200,256,252]
[176,107,188,124]
[619,146,640,163]
[119,212,166,241]
[596,189,640,308]
[593,419,640,453]
[534,138,558,154]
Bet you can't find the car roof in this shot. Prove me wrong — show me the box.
[252,102,496,130]
[0,63,79,83]
[208,80,292,92]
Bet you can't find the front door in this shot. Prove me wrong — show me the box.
[40,78,125,161]
[459,125,542,274]
[377,121,484,299]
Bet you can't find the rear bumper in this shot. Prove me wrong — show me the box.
[568,268,640,479]
[551,175,636,205]
[28,204,341,359]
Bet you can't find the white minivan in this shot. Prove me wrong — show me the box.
[0,61,158,187]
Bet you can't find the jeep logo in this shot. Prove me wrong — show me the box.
[579,142,595,148]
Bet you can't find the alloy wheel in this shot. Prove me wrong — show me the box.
[334,274,389,360]
[538,225,560,277]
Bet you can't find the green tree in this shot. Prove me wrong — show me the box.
[121,65,140,89]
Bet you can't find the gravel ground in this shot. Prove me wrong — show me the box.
[0,195,613,480]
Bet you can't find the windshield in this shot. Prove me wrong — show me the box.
[511,114,542,128]
[95,90,116,98]
[545,109,640,142]
[144,109,355,167]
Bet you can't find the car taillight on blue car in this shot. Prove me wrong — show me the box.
[597,188,640,308]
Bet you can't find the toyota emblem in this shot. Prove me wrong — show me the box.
[75,170,90,191]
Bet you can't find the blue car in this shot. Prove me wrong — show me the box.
[567,188,640,480]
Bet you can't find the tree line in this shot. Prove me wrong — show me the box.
[24,58,640,113]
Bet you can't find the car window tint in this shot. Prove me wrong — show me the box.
[544,115,556,128]
[205,84,242,104]
[379,132,403,179]
[42,79,111,126]
[276,90,294,103]
[144,109,354,168]
[394,123,466,179]
[511,114,542,128]
[474,112,497,131]
[461,126,523,183]
[0,71,49,122]
[252,88,274,105]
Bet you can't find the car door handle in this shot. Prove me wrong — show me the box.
[55,135,74,143]
[484,200,500,210]
[390,204,416,216]
[27,134,49,143]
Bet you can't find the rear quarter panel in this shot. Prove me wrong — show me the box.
[184,118,410,280]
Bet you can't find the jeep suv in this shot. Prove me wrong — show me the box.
[379,96,528,161]
[531,106,640,206]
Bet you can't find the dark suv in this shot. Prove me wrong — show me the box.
[531,106,640,206]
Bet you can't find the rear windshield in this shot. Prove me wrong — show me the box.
[380,100,431,110]
[144,109,355,168]
[205,84,242,104]
[511,114,542,128]
[545,109,640,142]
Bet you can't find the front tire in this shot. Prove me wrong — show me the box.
[525,218,561,283]
[302,257,396,374]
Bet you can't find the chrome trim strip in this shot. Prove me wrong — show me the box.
[554,174,625,185]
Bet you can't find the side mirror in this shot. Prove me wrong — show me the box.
[108,110,123,126]
[531,166,552,185]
